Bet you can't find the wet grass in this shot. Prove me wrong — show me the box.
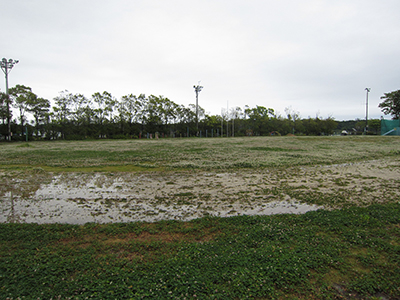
[1,136,400,298]
[0,164,165,173]
[1,203,400,299]
[0,136,399,171]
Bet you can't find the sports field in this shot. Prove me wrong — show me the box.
[1,136,400,299]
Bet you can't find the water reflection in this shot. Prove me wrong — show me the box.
[0,172,322,224]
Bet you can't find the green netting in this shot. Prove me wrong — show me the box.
[381,119,400,135]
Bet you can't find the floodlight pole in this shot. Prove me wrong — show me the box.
[365,88,370,134]
[193,83,203,132]
[1,58,19,141]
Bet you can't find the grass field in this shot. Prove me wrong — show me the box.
[1,136,400,299]
[0,136,399,171]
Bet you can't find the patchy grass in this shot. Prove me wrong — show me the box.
[1,136,400,299]
[0,136,399,171]
[1,204,400,299]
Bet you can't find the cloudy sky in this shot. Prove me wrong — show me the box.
[1,0,400,120]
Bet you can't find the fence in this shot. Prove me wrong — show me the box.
[381,119,400,136]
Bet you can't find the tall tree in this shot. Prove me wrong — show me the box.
[9,84,36,135]
[53,90,75,139]
[119,94,148,135]
[0,92,10,138]
[28,97,50,137]
[92,92,116,123]
[0,92,8,125]
[379,90,400,119]
[145,95,163,132]
[69,93,91,125]
[92,91,117,137]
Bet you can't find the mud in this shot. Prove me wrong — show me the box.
[1,158,399,224]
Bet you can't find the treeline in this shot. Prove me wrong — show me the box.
[0,85,377,141]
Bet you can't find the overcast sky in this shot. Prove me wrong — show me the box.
[1,0,400,120]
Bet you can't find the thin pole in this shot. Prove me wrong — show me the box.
[365,88,370,134]
[193,83,203,133]
[5,70,10,140]
[1,58,19,141]
[195,90,198,131]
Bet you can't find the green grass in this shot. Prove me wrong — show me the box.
[1,136,400,299]
[1,203,399,299]
[0,136,399,171]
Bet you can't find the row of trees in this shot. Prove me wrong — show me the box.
[1,84,393,141]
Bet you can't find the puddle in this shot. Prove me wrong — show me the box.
[0,172,322,224]
[2,158,399,224]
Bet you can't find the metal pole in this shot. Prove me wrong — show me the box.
[195,90,198,131]
[1,58,19,141]
[193,83,203,133]
[5,70,10,141]
[365,88,370,134]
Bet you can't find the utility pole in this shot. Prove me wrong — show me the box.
[365,88,371,134]
[193,83,203,133]
[1,58,19,141]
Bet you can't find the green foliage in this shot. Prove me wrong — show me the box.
[1,204,399,299]
[3,85,343,140]
[379,89,400,119]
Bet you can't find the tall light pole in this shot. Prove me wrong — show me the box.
[193,83,203,132]
[365,88,371,134]
[1,58,19,141]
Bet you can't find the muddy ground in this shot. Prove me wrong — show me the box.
[1,157,399,224]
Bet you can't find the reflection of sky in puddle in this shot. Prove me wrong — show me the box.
[1,173,322,224]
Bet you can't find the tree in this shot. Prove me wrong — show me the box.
[92,91,117,137]
[92,91,116,123]
[203,114,223,136]
[368,119,381,135]
[0,92,10,138]
[284,106,300,134]
[119,93,149,136]
[28,97,50,137]
[321,117,338,135]
[9,84,36,135]
[53,90,75,139]
[244,106,275,135]
[379,90,400,119]
[70,93,91,126]
[0,92,8,125]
